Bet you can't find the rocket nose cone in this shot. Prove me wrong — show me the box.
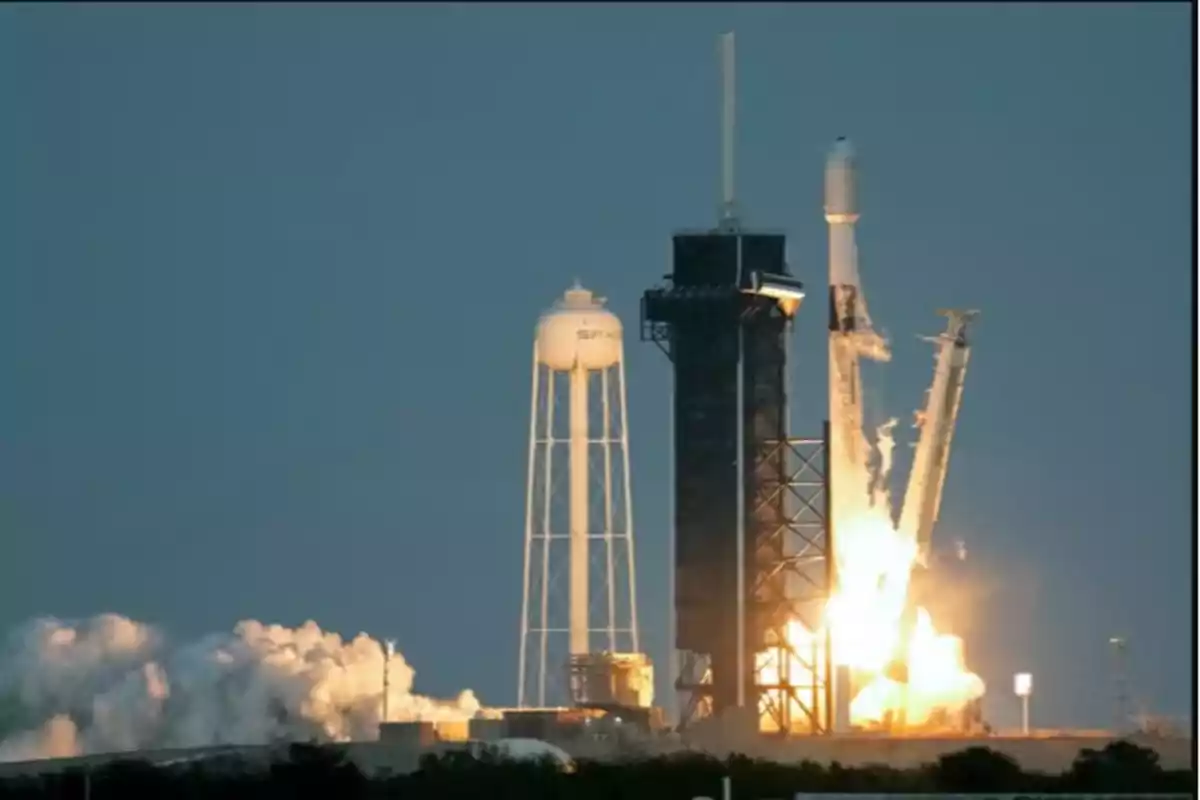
[825,137,858,219]
[828,137,855,166]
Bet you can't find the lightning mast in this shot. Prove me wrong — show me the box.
[899,310,979,563]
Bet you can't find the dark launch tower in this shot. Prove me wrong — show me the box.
[641,32,832,734]
[641,230,833,733]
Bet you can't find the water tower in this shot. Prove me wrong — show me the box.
[517,284,650,711]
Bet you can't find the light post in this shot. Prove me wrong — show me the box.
[1109,636,1130,734]
[382,639,396,724]
[1013,672,1032,735]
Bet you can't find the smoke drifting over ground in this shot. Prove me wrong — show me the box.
[0,614,484,762]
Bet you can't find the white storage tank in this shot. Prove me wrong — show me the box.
[535,285,623,372]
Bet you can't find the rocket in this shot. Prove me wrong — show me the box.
[825,138,888,356]
[826,137,864,333]
[825,138,890,521]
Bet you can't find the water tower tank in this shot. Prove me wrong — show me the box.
[535,285,622,372]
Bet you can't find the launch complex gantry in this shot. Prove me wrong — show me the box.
[641,32,835,736]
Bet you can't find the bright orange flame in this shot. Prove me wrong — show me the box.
[758,429,985,734]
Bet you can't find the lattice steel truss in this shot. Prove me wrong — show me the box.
[752,428,833,735]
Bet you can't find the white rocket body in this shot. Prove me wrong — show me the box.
[825,138,890,520]
[899,310,978,564]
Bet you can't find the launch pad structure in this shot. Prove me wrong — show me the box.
[641,265,833,733]
[518,30,983,739]
[641,32,834,735]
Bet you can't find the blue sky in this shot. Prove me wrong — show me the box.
[0,3,1191,729]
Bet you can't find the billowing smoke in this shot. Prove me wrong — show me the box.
[0,614,485,762]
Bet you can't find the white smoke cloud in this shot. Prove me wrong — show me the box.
[0,614,485,762]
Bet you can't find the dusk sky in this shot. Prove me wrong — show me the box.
[1,3,1191,730]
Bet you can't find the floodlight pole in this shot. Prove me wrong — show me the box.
[382,639,396,725]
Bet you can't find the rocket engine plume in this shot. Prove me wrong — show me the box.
[0,614,485,762]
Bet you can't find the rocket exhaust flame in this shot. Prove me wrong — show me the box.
[0,615,486,762]
[759,426,985,733]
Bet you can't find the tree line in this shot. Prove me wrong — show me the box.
[0,739,1191,799]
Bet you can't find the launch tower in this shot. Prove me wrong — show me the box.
[518,284,650,712]
[641,33,832,733]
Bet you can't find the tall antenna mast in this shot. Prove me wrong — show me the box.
[719,31,738,229]
[1109,636,1131,734]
